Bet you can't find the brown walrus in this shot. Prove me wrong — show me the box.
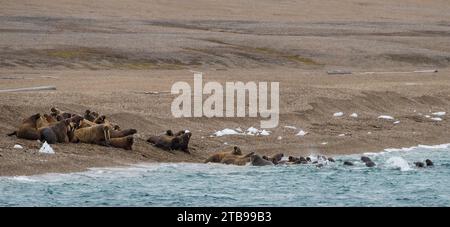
[204,146,242,163]
[72,124,111,145]
[171,130,192,153]
[7,113,41,140]
[146,130,190,153]
[38,119,71,144]
[84,109,99,122]
[109,136,134,150]
[220,152,255,165]
[50,107,73,120]
[250,154,274,166]
[110,129,137,138]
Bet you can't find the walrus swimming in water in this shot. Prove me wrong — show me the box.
[72,124,111,145]
[250,154,274,166]
[7,113,41,140]
[425,159,434,166]
[109,136,134,150]
[220,152,255,165]
[343,161,354,166]
[204,146,242,163]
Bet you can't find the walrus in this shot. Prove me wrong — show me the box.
[110,129,137,138]
[365,161,376,167]
[250,154,274,166]
[288,156,300,163]
[147,133,180,151]
[84,109,99,122]
[7,113,41,140]
[109,136,134,150]
[93,115,106,124]
[204,146,242,163]
[38,119,71,144]
[221,152,255,166]
[294,156,308,164]
[361,156,372,163]
[50,107,73,120]
[306,157,312,162]
[327,157,335,162]
[172,131,192,153]
[343,161,354,166]
[72,124,111,145]
[425,159,434,166]
[414,162,425,168]
[268,153,284,165]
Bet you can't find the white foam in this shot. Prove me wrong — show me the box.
[378,115,394,120]
[13,144,23,149]
[296,130,308,136]
[39,141,55,154]
[386,157,412,171]
[432,112,446,116]
[333,112,344,117]
[350,113,358,118]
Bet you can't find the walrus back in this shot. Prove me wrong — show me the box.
[39,127,57,144]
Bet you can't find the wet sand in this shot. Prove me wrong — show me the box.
[1,0,450,176]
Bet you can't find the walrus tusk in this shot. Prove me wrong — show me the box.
[0,86,56,93]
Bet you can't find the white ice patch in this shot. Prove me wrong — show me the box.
[296,130,308,136]
[350,113,358,118]
[277,136,282,140]
[39,141,55,154]
[430,117,443,121]
[386,157,411,171]
[214,128,240,137]
[213,127,271,137]
[321,142,328,145]
[393,121,400,124]
[378,115,394,120]
[338,134,345,137]
[333,112,344,117]
[13,144,23,149]
[432,112,446,116]
[283,126,297,130]
[425,115,431,118]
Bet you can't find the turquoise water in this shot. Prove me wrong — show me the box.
[1,144,449,206]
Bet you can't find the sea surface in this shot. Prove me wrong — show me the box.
[1,144,449,206]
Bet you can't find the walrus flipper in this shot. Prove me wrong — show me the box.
[7,131,17,136]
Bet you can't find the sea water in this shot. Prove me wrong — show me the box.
[1,144,449,206]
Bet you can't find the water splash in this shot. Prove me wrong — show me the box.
[386,157,412,171]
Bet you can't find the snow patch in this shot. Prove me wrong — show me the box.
[378,115,394,120]
[333,112,344,117]
[39,141,55,154]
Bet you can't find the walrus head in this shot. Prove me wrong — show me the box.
[94,115,106,124]
[425,159,434,166]
[232,146,242,155]
[166,130,174,136]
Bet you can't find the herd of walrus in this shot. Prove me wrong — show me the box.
[7,108,434,168]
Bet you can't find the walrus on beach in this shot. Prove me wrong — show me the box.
[171,131,192,153]
[147,130,191,153]
[221,152,255,166]
[250,154,274,166]
[204,146,242,163]
[84,109,99,122]
[267,153,284,165]
[38,119,71,144]
[109,136,134,150]
[110,128,137,138]
[72,124,111,145]
[7,113,41,140]
[50,107,73,120]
